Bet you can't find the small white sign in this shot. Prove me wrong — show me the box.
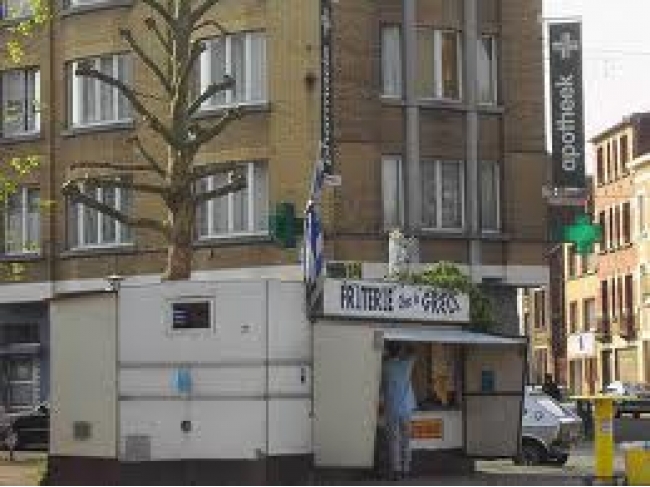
[325,174,342,187]
[322,279,470,323]
[567,332,596,358]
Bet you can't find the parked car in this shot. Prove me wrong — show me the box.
[517,387,582,466]
[0,402,49,451]
[603,381,650,418]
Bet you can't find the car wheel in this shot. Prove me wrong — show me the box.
[518,442,546,466]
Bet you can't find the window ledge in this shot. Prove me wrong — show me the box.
[61,0,134,18]
[60,244,136,258]
[0,133,43,145]
[0,253,43,263]
[194,102,271,121]
[194,234,273,248]
[61,121,135,138]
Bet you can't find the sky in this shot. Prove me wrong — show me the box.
[543,0,650,165]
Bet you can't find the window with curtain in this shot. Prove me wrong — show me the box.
[480,160,500,231]
[421,160,464,230]
[1,67,39,137]
[381,155,404,230]
[3,186,39,254]
[200,32,267,109]
[381,26,402,98]
[68,180,132,248]
[197,161,268,238]
[69,53,131,127]
[415,29,462,101]
[477,35,498,104]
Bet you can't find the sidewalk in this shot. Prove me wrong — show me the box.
[0,452,46,486]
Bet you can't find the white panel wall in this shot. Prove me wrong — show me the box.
[50,293,116,457]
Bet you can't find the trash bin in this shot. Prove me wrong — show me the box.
[622,442,650,486]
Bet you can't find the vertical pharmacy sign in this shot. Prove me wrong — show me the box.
[549,22,585,189]
[321,0,333,175]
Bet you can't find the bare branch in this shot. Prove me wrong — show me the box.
[144,17,172,54]
[187,76,234,117]
[69,161,161,173]
[119,28,173,95]
[75,65,178,148]
[177,40,206,95]
[62,181,170,238]
[193,174,247,205]
[64,175,167,197]
[191,161,244,181]
[139,0,175,29]
[192,107,242,147]
[192,19,229,35]
[127,136,166,178]
[190,0,224,26]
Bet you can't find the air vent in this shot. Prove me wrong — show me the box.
[73,421,91,441]
[124,435,151,462]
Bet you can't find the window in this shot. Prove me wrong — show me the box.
[569,301,578,334]
[622,202,631,244]
[534,290,546,329]
[197,161,268,238]
[621,134,629,173]
[381,26,402,98]
[382,155,404,230]
[596,147,604,185]
[67,0,110,6]
[567,245,576,277]
[171,300,212,331]
[69,53,131,127]
[477,35,498,104]
[0,324,38,345]
[638,194,645,237]
[1,68,39,137]
[421,159,464,230]
[583,298,596,332]
[612,138,619,176]
[3,187,39,254]
[614,206,620,247]
[68,182,132,248]
[416,29,462,100]
[480,160,500,231]
[200,32,267,109]
[1,0,33,19]
[6,358,36,409]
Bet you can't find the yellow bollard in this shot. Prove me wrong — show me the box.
[593,396,614,481]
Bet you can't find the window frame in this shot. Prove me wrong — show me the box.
[199,31,267,111]
[3,186,40,256]
[197,161,269,240]
[381,154,405,231]
[416,29,463,102]
[479,160,501,233]
[421,159,466,232]
[477,34,499,105]
[1,66,40,138]
[69,53,132,129]
[380,25,403,99]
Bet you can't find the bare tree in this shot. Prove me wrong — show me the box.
[62,0,246,280]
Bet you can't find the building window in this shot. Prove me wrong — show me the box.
[0,324,38,345]
[567,245,577,277]
[534,290,546,329]
[68,182,132,249]
[1,68,40,137]
[637,194,645,238]
[480,161,500,231]
[197,161,268,238]
[382,155,404,230]
[421,160,464,230]
[621,134,629,173]
[6,358,36,410]
[596,147,604,185]
[69,53,132,128]
[381,26,402,98]
[612,138,619,177]
[1,0,33,19]
[569,300,578,334]
[67,0,110,6]
[477,35,498,104]
[3,187,39,255]
[622,201,631,244]
[416,29,462,101]
[200,32,267,109]
[583,298,596,332]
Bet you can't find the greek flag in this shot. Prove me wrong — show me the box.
[304,158,325,299]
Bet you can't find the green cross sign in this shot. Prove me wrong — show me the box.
[563,213,602,255]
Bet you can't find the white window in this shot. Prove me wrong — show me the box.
[381,155,404,230]
[480,160,500,231]
[416,29,462,101]
[197,162,268,238]
[4,186,39,254]
[69,182,132,248]
[477,35,498,105]
[381,26,402,98]
[7,358,36,410]
[1,68,40,137]
[200,32,267,109]
[2,0,33,19]
[637,193,646,238]
[70,54,131,128]
[421,160,465,230]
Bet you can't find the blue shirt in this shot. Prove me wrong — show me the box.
[382,356,416,420]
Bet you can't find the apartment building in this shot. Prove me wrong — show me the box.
[0,0,549,411]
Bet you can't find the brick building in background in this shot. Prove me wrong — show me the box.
[0,0,549,410]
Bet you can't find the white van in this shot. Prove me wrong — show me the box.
[517,387,582,466]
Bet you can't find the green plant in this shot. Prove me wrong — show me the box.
[397,261,494,331]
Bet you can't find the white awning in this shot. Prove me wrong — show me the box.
[382,326,526,346]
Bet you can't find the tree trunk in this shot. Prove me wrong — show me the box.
[163,200,194,281]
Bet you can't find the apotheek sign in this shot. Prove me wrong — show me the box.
[549,22,585,188]
[322,279,470,322]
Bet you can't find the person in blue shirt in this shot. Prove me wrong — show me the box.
[381,341,416,479]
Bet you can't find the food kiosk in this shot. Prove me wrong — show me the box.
[312,278,528,475]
